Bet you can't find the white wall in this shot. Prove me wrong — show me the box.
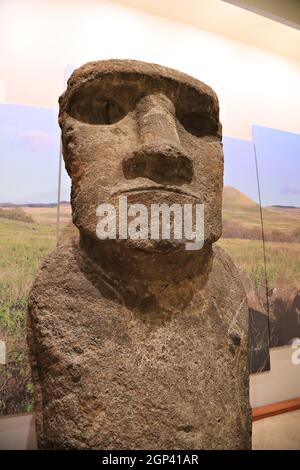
[0,0,299,411]
[0,414,36,450]
[1,0,300,140]
[251,348,300,408]
[0,80,5,103]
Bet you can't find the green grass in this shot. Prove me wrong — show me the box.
[0,216,56,415]
[218,238,300,291]
[218,238,266,290]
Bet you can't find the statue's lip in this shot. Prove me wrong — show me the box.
[111,185,201,201]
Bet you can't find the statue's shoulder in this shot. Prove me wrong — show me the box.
[212,244,245,285]
[29,237,80,293]
[211,243,247,301]
[28,237,93,312]
[28,237,122,321]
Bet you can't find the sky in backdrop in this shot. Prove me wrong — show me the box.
[0,102,299,206]
[223,136,259,204]
[253,125,300,207]
[0,103,69,203]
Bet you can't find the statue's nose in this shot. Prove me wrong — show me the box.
[122,93,194,184]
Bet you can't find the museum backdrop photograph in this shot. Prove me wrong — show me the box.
[0,0,300,458]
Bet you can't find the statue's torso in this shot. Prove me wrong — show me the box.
[27,239,251,449]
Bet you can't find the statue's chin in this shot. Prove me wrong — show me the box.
[88,238,189,256]
[80,229,208,256]
[123,238,187,253]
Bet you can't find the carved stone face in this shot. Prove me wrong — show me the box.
[59,60,223,253]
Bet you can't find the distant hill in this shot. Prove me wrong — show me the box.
[0,207,34,223]
[270,205,300,210]
[0,201,70,208]
[0,202,17,208]
[223,186,258,209]
[222,186,300,240]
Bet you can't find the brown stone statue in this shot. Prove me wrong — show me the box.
[27,60,251,449]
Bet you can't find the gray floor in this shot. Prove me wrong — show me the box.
[252,409,300,450]
[1,410,300,449]
[0,414,36,450]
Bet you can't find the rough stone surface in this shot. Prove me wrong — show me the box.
[27,59,251,449]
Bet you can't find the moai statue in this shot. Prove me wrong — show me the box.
[27,60,251,449]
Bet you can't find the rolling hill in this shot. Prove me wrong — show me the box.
[222,186,300,238]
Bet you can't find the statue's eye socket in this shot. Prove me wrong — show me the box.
[178,112,218,138]
[66,79,139,125]
[68,95,126,125]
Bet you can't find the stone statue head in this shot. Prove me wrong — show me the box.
[59,60,223,260]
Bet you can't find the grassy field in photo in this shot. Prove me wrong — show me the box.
[0,187,299,414]
[221,187,300,290]
[218,239,300,290]
[0,205,71,414]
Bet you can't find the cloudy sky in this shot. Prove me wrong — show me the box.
[0,103,70,203]
[223,136,259,204]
